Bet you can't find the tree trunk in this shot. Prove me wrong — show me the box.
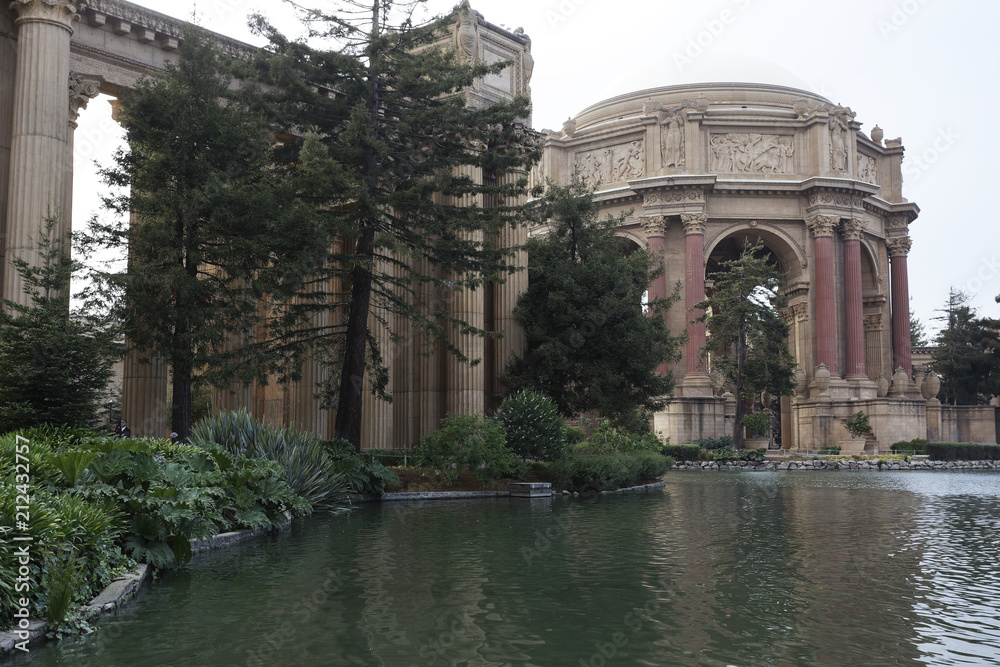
[733,321,746,449]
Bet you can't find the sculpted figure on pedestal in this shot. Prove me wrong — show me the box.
[455,1,478,64]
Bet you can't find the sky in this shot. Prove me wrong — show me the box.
[73,0,1000,337]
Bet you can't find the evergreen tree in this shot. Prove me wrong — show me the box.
[697,239,795,448]
[503,179,681,427]
[245,0,539,449]
[83,28,324,441]
[932,289,1000,405]
[910,306,928,348]
[0,217,117,433]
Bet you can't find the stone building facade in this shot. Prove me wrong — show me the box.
[1,1,994,449]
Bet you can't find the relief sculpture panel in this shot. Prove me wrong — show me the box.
[858,154,878,185]
[709,133,795,174]
[574,139,645,187]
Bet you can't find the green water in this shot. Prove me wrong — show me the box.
[8,471,1000,666]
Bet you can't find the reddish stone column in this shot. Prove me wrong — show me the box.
[842,219,867,378]
[887,236,913,377]
[682,213,708,375]
[642,216,669,375]
[808,216,839,376]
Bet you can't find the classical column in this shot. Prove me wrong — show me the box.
[492,169,529,406]
[66,72,101,238]
[122,352,168,438]
[682,213,708,379]
[642,215,669,375]
[4,0,83,305]
[887,236,913,378]
[841,219,867,379]
[361,255,394,450]
[808,215,839,375]
[0,14,16,298]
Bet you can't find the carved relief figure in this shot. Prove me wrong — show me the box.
[709,134,794,174]
[659,105,685,167]
[828,105,855,171]
[455,1,478,64]
[574,140,645,187]
[858,154,878,184]
[516,29,533,94]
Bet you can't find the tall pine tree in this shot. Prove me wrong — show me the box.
[84,28,324,440]
[932,288,1000,405]
[503,179,681,428]
[245,1,540,449]
[697,239,795,449]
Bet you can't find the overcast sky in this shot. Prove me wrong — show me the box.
[74,0,1000,337]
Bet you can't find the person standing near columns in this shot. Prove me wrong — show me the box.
[4,0,84,305]
[681,213,713,395]
[887,236,913,378]
[841,218,867,380]
[642,215,669,375]
[807,215,839,376]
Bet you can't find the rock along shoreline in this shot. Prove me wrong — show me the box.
[671,459,1000,471]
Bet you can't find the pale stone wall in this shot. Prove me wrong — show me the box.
[938,406,998,444]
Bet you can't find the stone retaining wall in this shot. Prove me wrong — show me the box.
[672,460,1000,471]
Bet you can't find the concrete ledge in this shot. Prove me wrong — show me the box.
[610,481,667,493]
[1,564,150,657]
[510,482,554,498]
[379,490,510,502]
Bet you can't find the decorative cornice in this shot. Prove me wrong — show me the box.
[841,218,867,241]
[643,189,704,206]
[11,0,84,31]
[681,213,708,236]
[807,215,839,238]
[886,236,912,258]
[68,70,101,123]
[885,214,908,231]
[641,215,667,239]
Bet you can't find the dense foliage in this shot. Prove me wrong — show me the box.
[890,438,928,455]
[0,219,116,434]
[504,179,682,428]
[548,453,672,492]
[697,239,796,448]
[324,439,400,496]
[931,289,1000,405]
[661,444,702,461]
[924,442,1000,461]
[573,420,662,456]
[416,414,525,485]
[495,390,567,461]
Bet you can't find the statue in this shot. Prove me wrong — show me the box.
[828,105,855,171]
[658,105,685,168]
[456,1,478,64]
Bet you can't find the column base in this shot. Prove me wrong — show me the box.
[680,373,714,398]
[846,375,878,400]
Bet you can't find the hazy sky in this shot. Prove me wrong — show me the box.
[74,0,1000,336]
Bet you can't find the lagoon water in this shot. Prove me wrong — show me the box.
[9,471,1000,666]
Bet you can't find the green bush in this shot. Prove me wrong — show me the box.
[191,410,347,511]
[496,390,567,461]
[924,442,1000,461]
[694,435,732,451]
[548,452,672,492]
[324,439,400,496]
[416,414,524,485]
[818,446,842,455]
[713,446,734,462]
[575,420,661,455]
[662,444,702,461]
[844,411,871,438]
[890,438,928,455]
[737,448,767,463]
[565,426,586,445]
[742,412,770,438]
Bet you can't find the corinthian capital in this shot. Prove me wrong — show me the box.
[886,236,913,258]
[69,71,102,124]
[681,213,708,236]
[641,215,667,239]
[807,215,839,238]
[841,218,867,241]
[10,0,85,31]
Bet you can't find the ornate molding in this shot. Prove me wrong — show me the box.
[681,213,708,236]
[885,214,908,231]
[643,189,704,206]
[641,216,668,239]
[864,313,883,332]
[886,236,913,258]
[841,218,867,241]
[68,71,101,124]
[807,215,839,238]
[11,0,84,31]
[807,192,864,210]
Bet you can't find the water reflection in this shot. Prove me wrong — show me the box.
[8,473,1000,666]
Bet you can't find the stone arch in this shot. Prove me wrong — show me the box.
[614,229,647,253]
[704,222,806,283]
[860,236,882,290]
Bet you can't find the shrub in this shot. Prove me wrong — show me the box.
[737,448,766,463]
[694,435,732,451]
[324,439,400,496]
[565,426,586,445]
[924,442,1000,461]
[742,412,770,438]
[416,414,524,485]
[662,444,701,461]
[575,420,661,455]
[890,438,928,455]
[818,446,842,455]
[191,410,347,511]
[844,411,871,438]
[548,452,672,492]
[496,390,567,461]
